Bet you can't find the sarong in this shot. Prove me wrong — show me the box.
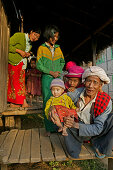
[7,62,26,104]
[54,105,78,122]
[42,74,57,132]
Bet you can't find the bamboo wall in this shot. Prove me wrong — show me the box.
[0,0,10,112]
[96,47,113,99]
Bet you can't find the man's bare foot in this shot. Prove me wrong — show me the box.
[10,103,21,108]
[45,131,51,137]
[95,148,105,158]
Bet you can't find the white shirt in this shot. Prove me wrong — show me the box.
[22,33,31,69]
[77,90,97,124]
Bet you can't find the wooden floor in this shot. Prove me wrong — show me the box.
[0,128,113,164]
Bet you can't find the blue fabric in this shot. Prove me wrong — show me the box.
[64,113,113,158]
[79,100,112,136]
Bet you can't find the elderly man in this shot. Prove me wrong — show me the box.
[49,66,113,158]
[63,66,113,158]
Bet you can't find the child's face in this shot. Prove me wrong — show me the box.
[68,77,81,88]
[30,60,36,68]
[51,86,64,97]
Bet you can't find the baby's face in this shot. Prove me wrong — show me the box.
[51,86,64,97]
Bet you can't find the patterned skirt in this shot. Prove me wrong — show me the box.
[7,62,26,104]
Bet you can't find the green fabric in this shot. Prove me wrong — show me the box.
[36,43,65,74]
[42,74,57,132]
[8,32,32,65]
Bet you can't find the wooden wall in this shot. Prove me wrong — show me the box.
[0,0,10,112]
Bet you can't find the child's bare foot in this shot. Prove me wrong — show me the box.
[62,131,68,136]
[10,103,21,107]
[45,131,51,137]
[58,127,63,132]
[36,96,40,102]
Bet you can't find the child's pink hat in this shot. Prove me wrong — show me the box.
[66,61,76,71]
[65,65,84,78]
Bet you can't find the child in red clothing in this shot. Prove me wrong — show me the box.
[26,58,42,104]
[65,62,84,92]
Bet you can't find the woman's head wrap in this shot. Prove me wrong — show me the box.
[65,64,84,78]
[82,66,110,84]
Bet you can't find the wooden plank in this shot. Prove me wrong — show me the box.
[39,128,54,161]
[2,109,43,116]
[1,129,18,163]
[84,143,95,158]
[79,145,92,159]
[19,129,31,163]
[8,130,25,163]
[0,131,9,159]
[50,133,67,161]
[31,128,41,163]
[0,131,9,147]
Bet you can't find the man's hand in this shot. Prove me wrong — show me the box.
[64,115,79,129]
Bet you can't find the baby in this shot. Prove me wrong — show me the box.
[45,78,78,136]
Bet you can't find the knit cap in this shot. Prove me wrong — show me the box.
[66,61,76,71]
[65,64,84,78]
[50,78,65,89]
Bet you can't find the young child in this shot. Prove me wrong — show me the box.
[65,64,84,92]
[45,78,78,136]
[26,58,42,105]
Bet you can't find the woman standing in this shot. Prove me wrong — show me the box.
[7,29,41,107]
[36,25,65,136]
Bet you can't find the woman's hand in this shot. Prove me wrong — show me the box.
[16,49,31,58]
[64,116,79,129]
[49,71,60,78]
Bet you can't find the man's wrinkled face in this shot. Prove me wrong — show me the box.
[85,76,102,97]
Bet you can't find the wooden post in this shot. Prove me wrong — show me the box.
[14,116,21,129]
[1,164,8,170]
[92,37,97,66]
[108,158,113,170]
[20,15,24,33]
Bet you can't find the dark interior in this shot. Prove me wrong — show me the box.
[3,0,113,64]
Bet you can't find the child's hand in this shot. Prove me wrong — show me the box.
[68,87,75,92]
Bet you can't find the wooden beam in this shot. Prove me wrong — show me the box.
[1,109,43,116]
[69,15,113,54]
[64,2,96,19]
